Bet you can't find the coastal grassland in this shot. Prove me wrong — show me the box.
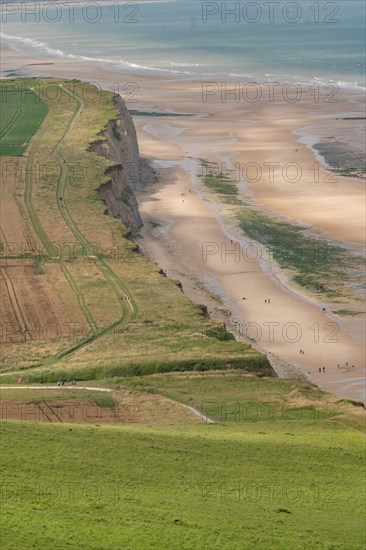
[0,83,48,156]
[0,78,269,376]
[1,381,364,548]
[86,370,366,430]
[26,250,270,379]
[200,165,364,302]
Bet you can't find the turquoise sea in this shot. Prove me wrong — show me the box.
[1,0,365,88]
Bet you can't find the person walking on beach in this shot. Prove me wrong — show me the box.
[322,367,325,373]
[319,368,321,373]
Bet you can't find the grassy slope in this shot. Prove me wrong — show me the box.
[106,372,357,420]
[1,418,364,549]
[1,374,365,549]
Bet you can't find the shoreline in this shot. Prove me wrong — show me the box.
[1,41,365,401]
[2,33,366,92]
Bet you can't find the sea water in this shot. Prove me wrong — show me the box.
[1,0,365,89]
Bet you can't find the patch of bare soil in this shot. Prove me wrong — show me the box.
[0,391,202,425]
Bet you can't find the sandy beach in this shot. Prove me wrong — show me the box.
[1,41,365,401]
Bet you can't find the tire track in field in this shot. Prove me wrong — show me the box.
[59,263,98,337]
[0,266,31,341]
[0,226,31,342]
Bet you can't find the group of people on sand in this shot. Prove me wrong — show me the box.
[180,190,191,202]
[242,297,272,303]
[307,367,326,375]
[307,363,357,375]
[307,367,326,374]
[337,363,355,372]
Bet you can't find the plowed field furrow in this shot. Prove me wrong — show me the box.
[0,267,31,340]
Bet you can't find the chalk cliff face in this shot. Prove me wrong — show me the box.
[91,95,154,234]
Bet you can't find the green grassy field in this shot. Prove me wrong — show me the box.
[1,372,365,549]
[0,85,48,156]
[2,421,364,550]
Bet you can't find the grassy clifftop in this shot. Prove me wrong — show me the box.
[0,78,269,379]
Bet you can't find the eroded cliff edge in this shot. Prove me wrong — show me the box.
[90,95,155,235]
